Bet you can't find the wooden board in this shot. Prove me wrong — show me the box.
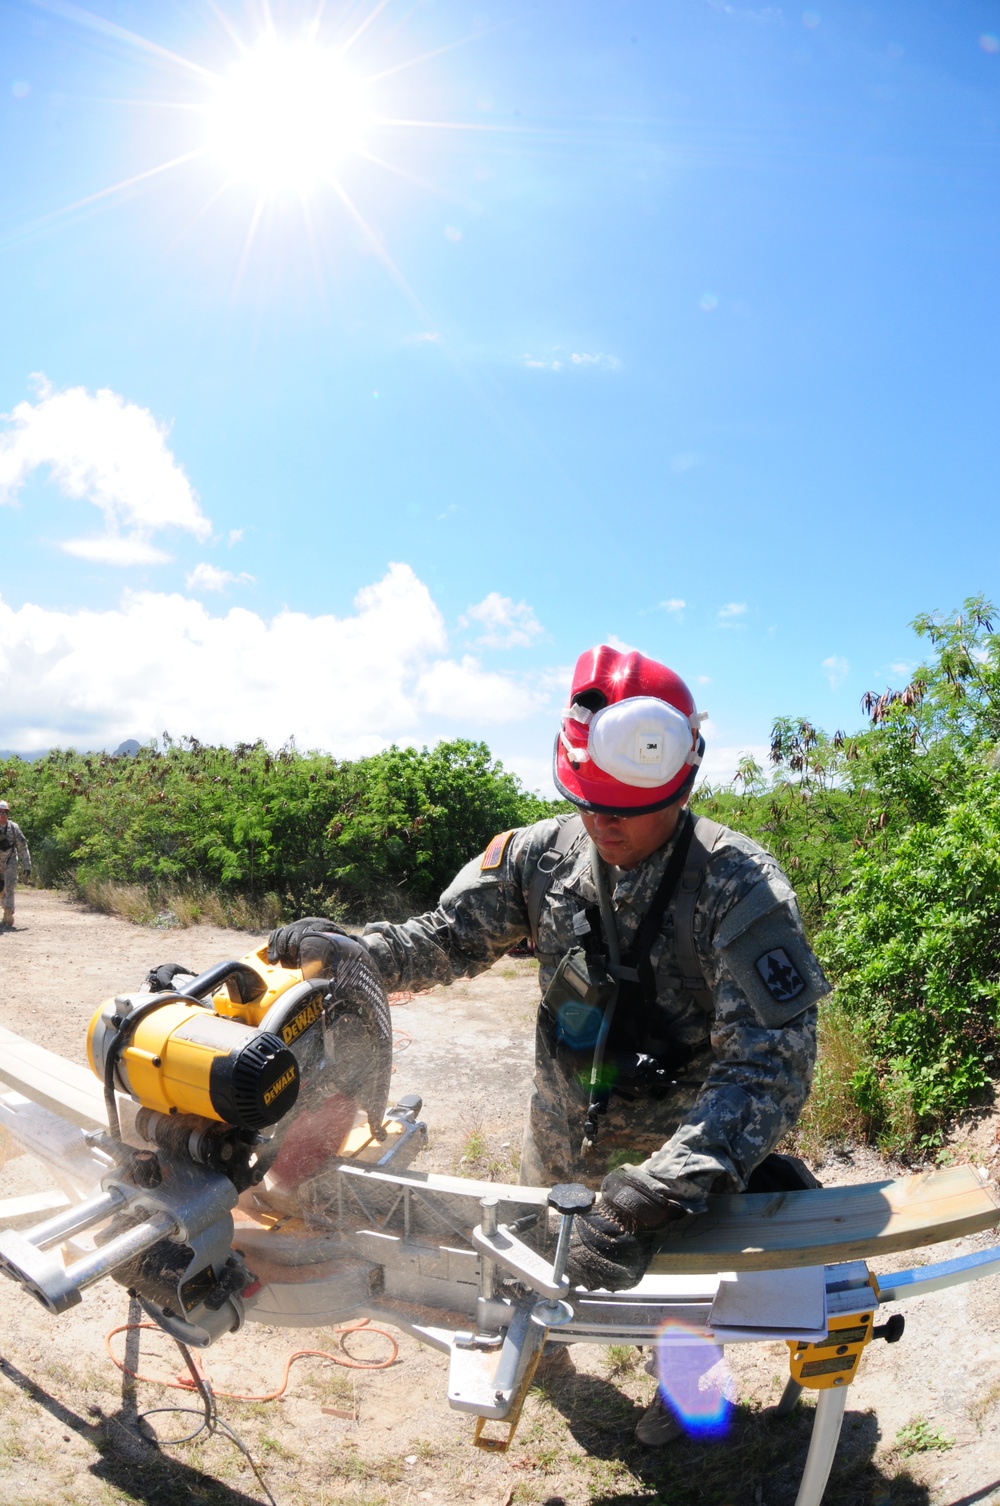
[649,1166,1000,1274]
[0,1025,107,1130]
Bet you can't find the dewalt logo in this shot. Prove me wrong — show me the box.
[281,998,324,1045]
[263,1066,298,1107]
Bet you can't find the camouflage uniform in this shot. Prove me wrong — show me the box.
[364,813,826,1206]
[0,819,31,924]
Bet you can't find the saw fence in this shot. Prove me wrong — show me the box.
[0,1019,998,1506]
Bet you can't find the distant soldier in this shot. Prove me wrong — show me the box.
[0,801,31,928]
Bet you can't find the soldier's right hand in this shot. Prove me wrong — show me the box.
[267,917,351,969]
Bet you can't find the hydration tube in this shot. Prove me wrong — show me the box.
[581,840,621,1152]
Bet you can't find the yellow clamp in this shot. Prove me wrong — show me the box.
[787,1308,874,1390]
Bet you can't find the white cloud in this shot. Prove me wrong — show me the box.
[186,563,255,593]
[62,537,171,566]
[718,602,747,620]
[696,739,771,789]
[405,331,441,344]
[445,225,463,242]
[0,375,210,565]
[569,352,622,370]
[522,351,621,372]
[416,655,545,722]
[822,654,849,690]
[0,564,551,755]
[660,598,686,614]
[706,2,783,22]
[604,634,638,653]
[670,452,702,473]
[697,674,711,685]
[460,592,543,649]
[889,660,913,677]
[503,752,556,798]
[227,528,244,547]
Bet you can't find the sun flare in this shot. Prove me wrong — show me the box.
[206,37,371,195]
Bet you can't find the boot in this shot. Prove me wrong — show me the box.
[635,1390,686,1446]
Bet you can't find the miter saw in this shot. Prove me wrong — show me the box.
[0,943,998,1506]
[0,939,426,1346]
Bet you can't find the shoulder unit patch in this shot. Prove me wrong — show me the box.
[481,829,515,871]
[755,948,806,1004]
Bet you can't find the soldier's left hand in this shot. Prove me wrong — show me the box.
[564,1167,690,1292]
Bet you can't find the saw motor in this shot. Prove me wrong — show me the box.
[0,939,407,1348]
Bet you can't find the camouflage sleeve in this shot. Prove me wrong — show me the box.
[640,847,824,1208]
[13,823,30,869]
[362,821,559,992]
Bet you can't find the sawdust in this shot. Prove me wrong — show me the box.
[0,888,997,1506]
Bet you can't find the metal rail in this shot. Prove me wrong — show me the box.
[1,1087,999,1505]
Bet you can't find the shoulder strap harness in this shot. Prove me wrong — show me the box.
[527,810,729,1014]
[525,814,586,941]
[671,814,728,1013]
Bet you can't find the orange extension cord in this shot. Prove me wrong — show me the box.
[106,1318,399,1401]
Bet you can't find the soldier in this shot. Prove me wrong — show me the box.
[269,644,827,1444]
[0,801,31,929]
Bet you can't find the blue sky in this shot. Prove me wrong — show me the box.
[1,0,998,792]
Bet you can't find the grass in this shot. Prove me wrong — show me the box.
[302,1366,355,1408]
[893,1415,954,1457]
[603,1345,641,1379]
[793,999,876,1159]
[257,1432,295,1460]
[455,1120,519,1180]
[76,878,283,933]
[968,1379,1000,1428]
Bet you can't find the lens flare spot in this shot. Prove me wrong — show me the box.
[654,1320,735,1439]
[981,34,1000,54]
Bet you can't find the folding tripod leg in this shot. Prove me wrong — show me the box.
[793,1386,848,1506]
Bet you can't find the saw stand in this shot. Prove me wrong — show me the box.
[0,1033,998,1506]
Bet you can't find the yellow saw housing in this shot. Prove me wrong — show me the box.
[87,946,305,1131]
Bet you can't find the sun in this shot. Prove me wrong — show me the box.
[206,36,372,196]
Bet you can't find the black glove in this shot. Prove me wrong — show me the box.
[294,929,370,980]
[145,961,194,993]
[267,917,350,969]
[564,1168,689,1292]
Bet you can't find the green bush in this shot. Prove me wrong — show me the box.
[0,737,563,921]
[817,774,1000,1148]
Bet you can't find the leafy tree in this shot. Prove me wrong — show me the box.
[2,737,562,920]
[817,779,1000,1148]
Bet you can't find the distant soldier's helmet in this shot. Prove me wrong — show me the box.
[553,645,706,815]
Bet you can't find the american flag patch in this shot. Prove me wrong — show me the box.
[480,829,515,870]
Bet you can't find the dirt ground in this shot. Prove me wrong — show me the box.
[0,889,997,1506]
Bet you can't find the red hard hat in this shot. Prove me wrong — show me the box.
[553,645,705,815]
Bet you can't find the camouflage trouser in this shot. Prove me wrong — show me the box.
[1,863,16,918]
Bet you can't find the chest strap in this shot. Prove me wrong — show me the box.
[671,814,727,1011]
[525,814,586,941]
[525,810,729,1017]
[618,810,697,1005]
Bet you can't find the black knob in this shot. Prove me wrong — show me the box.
[548,1182,596,1215]
[873,1313,905,1344]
